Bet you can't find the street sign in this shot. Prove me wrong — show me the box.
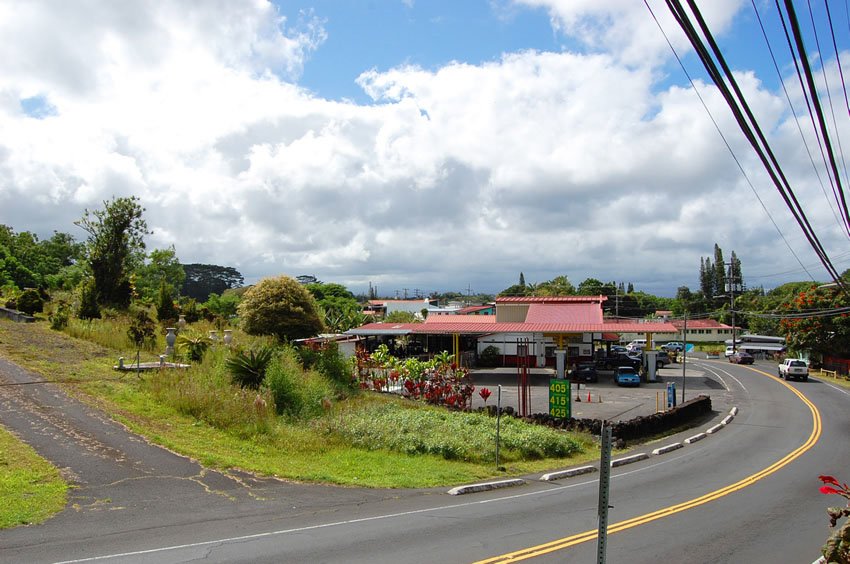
[549,378,571,419]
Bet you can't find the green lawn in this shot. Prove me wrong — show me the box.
[0,425,67,529]
[0,318,598,493]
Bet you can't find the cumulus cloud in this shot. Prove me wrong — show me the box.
[0,0,845,298]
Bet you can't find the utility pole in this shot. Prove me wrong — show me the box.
[681,311,687,404]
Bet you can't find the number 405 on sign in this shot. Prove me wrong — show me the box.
[548,378,571,419]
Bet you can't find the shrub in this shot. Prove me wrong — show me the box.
[478,345,501,367]
[77,279,101,320]
[49,301,70,330]
[264,347,334,418]
[237,276,323,341]
[176,330,212,362]
[127,307,157,352]
[226,346,275,390]
[180,298,201,323]
[16,288,44,315]
[155,281,178,324]
[298,343,354,390]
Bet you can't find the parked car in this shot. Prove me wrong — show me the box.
[599,352,642,371]
[615,366,641,387]
[725,345,735,357]
[729,351,754,365]
[653,352,672,369]
[778,359,809,381]
[661,342,684,352]
[610,345,628,354]
[570,362,598,383]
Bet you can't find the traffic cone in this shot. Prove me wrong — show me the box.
[587,391,591,402]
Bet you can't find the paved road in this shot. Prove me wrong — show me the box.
[0,357,842,563]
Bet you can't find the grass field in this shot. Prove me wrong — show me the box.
[0,318,598,498]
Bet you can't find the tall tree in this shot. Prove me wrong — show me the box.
[519,272,526,288]
[237,275,323,341]
[180,263,244,302]
[713,244,726,306]
[75,196,150,308]
[134,246,185,301]
[699,256,714,301]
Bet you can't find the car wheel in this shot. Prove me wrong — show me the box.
[803,376,808,382]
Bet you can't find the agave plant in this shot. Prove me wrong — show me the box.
[226,346,275,390]
[176,330,211,362]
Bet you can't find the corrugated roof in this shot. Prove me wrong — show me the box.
[456,305,494,314]
[496,295,607,303]
[671,319,733,329]
[425,315,495,324]
[348,321,677,336]
[525,303,603,324]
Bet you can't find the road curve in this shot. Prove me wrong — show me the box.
[1,358,844,563]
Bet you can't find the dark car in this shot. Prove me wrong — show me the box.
[599,352,642,371]
[729,351,754,365]
[653,352,672,369]
[570,362,598,383]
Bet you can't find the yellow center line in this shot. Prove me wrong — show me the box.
[474,368,822,563]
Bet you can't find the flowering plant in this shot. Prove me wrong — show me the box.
[479,387,492,404]
[819,475,850,563]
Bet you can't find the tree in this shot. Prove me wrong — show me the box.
[384,310,417,323]
[306,282,362,332]
[75,196,150,308]
[181,263,244,302]
[534,275,575,296]
[498,283,529,297]
[780,283,850,358]
[237,275,324,341]
[713,244,726,307]
[577,277,614,296]
[202,292,241,319]
[135,246,185,302]
[519,272,526,288]
[155,281,178,323]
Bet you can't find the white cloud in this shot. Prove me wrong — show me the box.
[0,0,845,298]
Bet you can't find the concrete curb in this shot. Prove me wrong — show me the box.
[540,465,597,482]
[448,478,526,496]
[706,423,724,434]
[652,442,683,456]
[721,414,734,425]
[730,406,739,416]
[684,432,707,444]
[611,453,649,467]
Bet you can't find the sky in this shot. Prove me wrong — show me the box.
[1,0,849,298]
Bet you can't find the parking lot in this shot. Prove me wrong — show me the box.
[468,360,736,422]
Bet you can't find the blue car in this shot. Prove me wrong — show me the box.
[615,366,641,387]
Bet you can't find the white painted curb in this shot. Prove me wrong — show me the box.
[730,406,738,416]
[540,465,597,481]
[684,432,707,444]
[721,415,734,425]
[706,423,724,434]
[652,443,683,456]
[611,453,649,467]
[448,478,525,496]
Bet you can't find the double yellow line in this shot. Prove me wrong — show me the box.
[476,369,822,562]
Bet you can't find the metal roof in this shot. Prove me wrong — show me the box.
[347,321,677,336]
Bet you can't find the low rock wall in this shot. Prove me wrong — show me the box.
[522,394,713,445]
[0,306,35,323]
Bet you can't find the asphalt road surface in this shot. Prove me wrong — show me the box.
[0,356,843,563]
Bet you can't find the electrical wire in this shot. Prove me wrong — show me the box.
[665,0,847,291]
[644,0,815,280]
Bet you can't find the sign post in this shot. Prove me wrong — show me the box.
[597,423,613,564]
[548,378,571,419]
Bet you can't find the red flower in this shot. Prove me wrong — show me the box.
[479,387,492,403]
[820,475,841,486]
[821,485,842,495]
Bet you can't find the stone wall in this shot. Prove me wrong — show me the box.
[0,307,36,323]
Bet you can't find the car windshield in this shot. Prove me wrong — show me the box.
[790,361,806,367]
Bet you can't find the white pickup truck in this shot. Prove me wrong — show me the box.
[778,359,809,382]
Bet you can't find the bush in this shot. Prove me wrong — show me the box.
[180,298,201,323]
[264,347,334,418]
[77,279,101,320]
[478,345,501,367]
[16,288,44,315]
[176,330,211,362]
[297,343,353,390]
[226,346,275,390]
[49,301,70,330]
[237,276,323,341]
[155,282,178,324]
[127,307,157,352]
